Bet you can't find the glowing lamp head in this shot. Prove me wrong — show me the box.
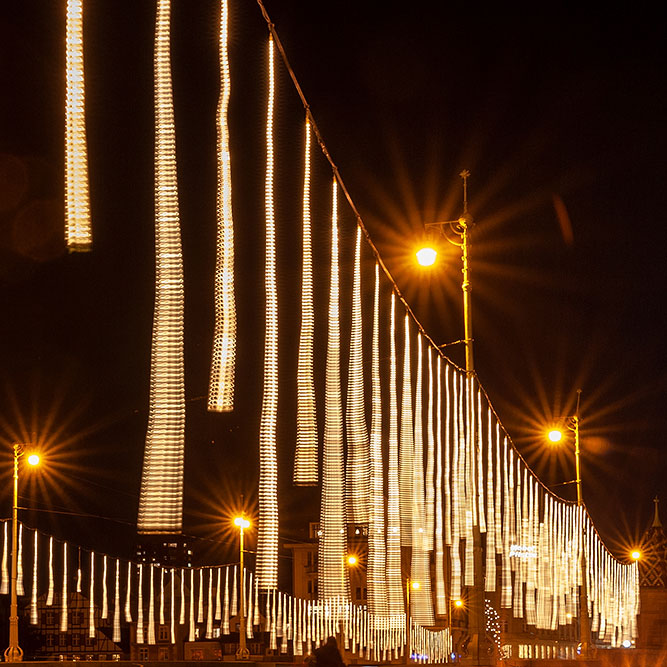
[416,246,437,267]
[346,555,358,567]
[411,581,421,591]
[547,429,563,443]
[233,517,250,530]
[631,550,641,561]
[453,599,464,608]
[27,453,40,466]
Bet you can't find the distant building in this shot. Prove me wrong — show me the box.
[135,535,193,568]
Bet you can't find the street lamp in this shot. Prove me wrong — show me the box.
[546,389,592,658]
[416,169,475,374]
[4,444,40,663]
[630,550,641,562]
[233,515,251,660]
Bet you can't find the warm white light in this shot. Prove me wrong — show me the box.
[415,247,437,266]
[548,429,563,443]
[631,550,641,561]
[208,0,237,413]
[27,454,40,466]
[234,517,250,529]
[138,0,185,535]
[347,555,358,566]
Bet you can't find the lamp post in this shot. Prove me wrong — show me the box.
[4,444,40,663]
[547,389,592,659]
[416,171,490,665]
[233,515,251,660]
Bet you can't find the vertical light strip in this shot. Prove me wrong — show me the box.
[17,524,24,596]
[47,537,54,606]
[102,554,108,620]
[30,531,38,624]
[346,226,370,523]
[231,565,238,616]
[294,117,318,485]
[386,293,404,615]
[318,178,348,600]
[148,565,156,644]
[434,356,446,615]
[425,346,435,553]
[206,568,214,638]
[1,522,8,595]
[208,0,236,412]
[198,569,205,622]
[257,34,279,590]
[189,569,195,641]
[179,568,185,625]
[125,562,133,622]
[60,542,68,632]
[170,569,176,643]
[65,0,92,250]
[223,566,230,634]
[89,552,95,639]
[138,0,185,534]
[159,567,165,625]
[368,263,387,615]
[484,410,496,592]
[137,565,144,644]
[399,315,414,546]
[113,559,121,642]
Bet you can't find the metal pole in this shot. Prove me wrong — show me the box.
[236,522,249,659]
[4,444,23,662]
[460,221,474,375]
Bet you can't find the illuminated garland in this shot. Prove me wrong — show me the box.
[294,118,318,485]
[136,564,144,644]
[318,178,348,600]
[425,347,435,553]
[148,565,156,644]
[114,559,121,643]
[64,0,91,251]
[208,0,237,413]
[399,315,414,546]
[386,293,404,615]
[47,537,54,606]
[257,34,279,590]
[138,0,185,535]
[484,410,496,592]
[346,226,370,523]
[17,524,24,596]
[434,356,446,615]
[30,531,38,624]
[102,554,108,620]
[61,542,68,631]
[368,263,387,615]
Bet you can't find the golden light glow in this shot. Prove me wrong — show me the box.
[415,246,437,266]
[630,550,641,561]
[548,429,563,443]
[411,581,421,591]
[346,555,358,567]
[208,0,237,413]
[65,0,92,250]
[454,598,464,608]
[138,0,185,535]
[234,516,250,530]
[27,453,40,466]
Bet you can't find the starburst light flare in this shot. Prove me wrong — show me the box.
[318,178,348,601]
[208,0,237,413]
[257,34,279,590]
[294,118,318,485]
[138,0,185,534]
[346,226,370,523]
[65,0,92,250]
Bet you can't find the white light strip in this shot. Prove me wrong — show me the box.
[208,0,237,413]
[318,178,348,600]
[399,315,414,546]
[294,117,318,485]
[257,34,279,590]
[434,357,446,615]
[65,0,92,251]
[138,0,185,534]
[425,346,435,553]
[60,542,68,632]
[30,531,38,624]
[346,226,370,523]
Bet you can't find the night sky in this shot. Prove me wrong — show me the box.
[1,1,666,568]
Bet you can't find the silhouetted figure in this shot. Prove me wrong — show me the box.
[314,636,345,667]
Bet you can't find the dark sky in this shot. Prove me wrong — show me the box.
[1,1,666,565]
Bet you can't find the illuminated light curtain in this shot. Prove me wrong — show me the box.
[231,565,238,616]
[318,178,348,601]
[64,0,92,250]
[77,549,82,593]
[257,34,279,590]
[17,524,24,596]
[206,569,213,638]
[137,565,144,644]
[61,542,68,632]
[148,565,156,644]
[47,537,54,606]
[102,554,108,620]
[444,364,452,548]
[197,569,204,623]
[222,566,230,634]
[89,552,96,639]
[476,392,486,535]
[500,439,512,608]
[247,572,254,638]
[512,460,524,618]
[215,568,221,620]
[179,568,185,625]
[138,0,185,535]
[125,562,133,622]
[253,574,260,627]
[399,315,414,546]
[368,264,387,616]
[484,410,496,592]
[346,226,370,523]
[434,357,446,615]
[494,425,503,557]
[525,475,536,625]
[159,567,165,625]
[385,293,403,615]
[463,379,475,587]
[410,334,434,625]
[113,559,121,643]
[31,531,38,624]
[449,373,462,601]
[170,570,176,643]
[208,0,236,413]
[294,117,318,485]
[188,569,196,641]
[425,347,435,553]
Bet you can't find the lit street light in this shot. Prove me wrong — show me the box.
[233,515,251,660]
[4,444,40,663]
[630,550,641,562]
